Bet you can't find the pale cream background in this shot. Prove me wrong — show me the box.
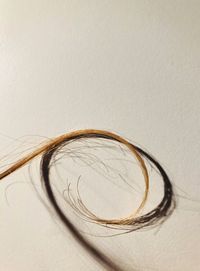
[0,1,199,271]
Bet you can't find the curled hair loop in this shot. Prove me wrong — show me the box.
[0,129,175,271]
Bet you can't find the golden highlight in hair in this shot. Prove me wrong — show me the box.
[0,129,175,271]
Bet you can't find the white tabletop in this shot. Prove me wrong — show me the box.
[0,1,199,270]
